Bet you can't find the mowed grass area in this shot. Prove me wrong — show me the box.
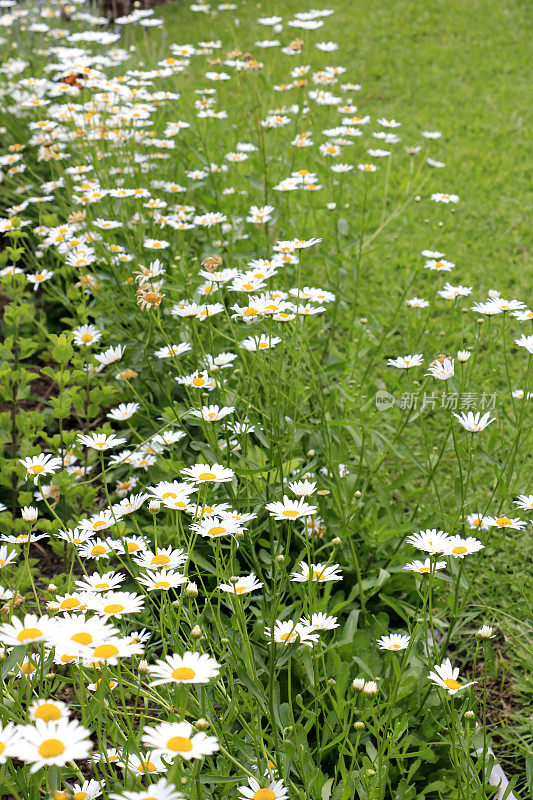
[154,0,533,782]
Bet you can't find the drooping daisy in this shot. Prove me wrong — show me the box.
[291,561,342,583]
[453,411,495,432]
[403,558,447,574]
[0,546,17,570]
[301,612,339,630]
[16,719,92,772]
[264,620,319,647]
[218,574,263,595]
[387,354,424,369]
[514,495,533,512]
[428,658,476,695]
[376,633,410,651]
[141,721,219,761]
[265,495,317,520]
[426,357,454,380]
[148,651,221,686]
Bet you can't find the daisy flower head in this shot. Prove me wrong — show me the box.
[465,513,492,531]
[376,633,410,651]
[514,495,533,512]
[301,612,339,630]
[0,723,19,763]
[387,354,423,369]
[20,453,62,483]
[91,592,144,619]
[141,720,219,761]
[189,404,234,423]
[94,345,126,367]
[403,558,447,574]
[0,612,51,647]
[181,462,235,484]
[264,620,319,647]
[265,495,317,520]
[218,573,263,595]
[72,324,102,347]
[426,356,454,380]
[123,752,167,776]
[444,536,484,558]
[148,651,221,686]
[457,350,471,362]
[77,433,127,451]
[0,546,17,570]
[291,561,342,583]
[15,718,92,772]
[406,528,450,554]
[428,658,476,695]
[515,334,533,354]
[289,478,316,496]
[485,515,527,530]
[431,192,459,204]
[109,778,185,800]
[74,571,125,593]
[138,569,187,592]
[240,334,282,351]
[238,776,289,800]
[134,547,187,571]
[453,411,495,432]
[107,403,140,421]
[192,515,243,540]
[28,698,71,723]
[476,625,495,639]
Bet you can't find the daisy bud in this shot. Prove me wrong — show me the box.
[195,718,210,730]
[229,576,239,584]
[21,506,38,522]
[275,555,285,563]
[360,318,368,324]
[415,195,421,202]
[464,710,476,719]
[191,625,203,638]
[235,530,245,540]
[328,678,336,685]
[354,490,362,498]
[327,202,337,210]
[352,678,365,692]
[332,537,342,546]
[138,660,148,672]
[185,581,198,597]
[148,500,160,513]
[221,637,230,644]
[47,583,58,591]
[366,769,376,776]
[307,449,315,457]
[363,680,378,696]
[476,625,494,639]
[181,777,187,786]
[354,721,365,730]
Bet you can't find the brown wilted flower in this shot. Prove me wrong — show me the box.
[136,283,165,311]
[201,255,223,273]
[68,210,86,224]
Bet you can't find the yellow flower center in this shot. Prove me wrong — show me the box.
[103,604,125,614]
[162,491,177,499]
[496,517,512,526]
[91,545,106,555]
[127,542,140,552]
[392,643,401,650]
[137,761,157,773]
[253,789,276,800]
[72,631,92,645]
[93,644,120,658]
[444,678,461,690]
[198,472,216,481]
[151,554,171,565]
[244,307,258,316]
[419,566,430,573]
[192,377,205,386]
[73,793,88,800]
[282,509,299,518]
[280,631,297,642]
[34,703,61,722]
[171,666,196,681]
[312,570,325,581]
[81,333,93,343]
[167,736,193,752]
[235,586,246,594]
[17,627,43,642]
[60,599,81,610]
[95,583,109,590]
[38,739,66,758]
[29,464,45,474]
[21,661,36,674]
[208,526,225,537]
[154,581,170,589]
[258,342,269,349]
[453,546,468,554]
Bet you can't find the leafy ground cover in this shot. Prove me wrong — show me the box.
[0,1,531,799]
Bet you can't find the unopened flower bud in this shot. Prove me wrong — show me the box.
[148,500,160,513]
[191,625,203,638]
[229,576,239,584]
[138,660,148,672]
[275,555,285,564]
[352,678,365,692]
[195,718,210,730]
[464,710,475,719]
[185,581,198,597]
[363,680,378,696]
[328,678,336,685]
[332,537,342,546]
[476,625,494,639]
[47,583,58,591]
[354,721,365,730]
[221,637,229,644]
